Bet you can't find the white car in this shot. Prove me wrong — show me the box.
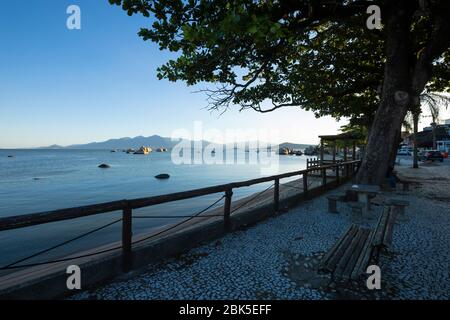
[397,149,411,156]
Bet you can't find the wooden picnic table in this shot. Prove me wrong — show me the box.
[349,184,380,217]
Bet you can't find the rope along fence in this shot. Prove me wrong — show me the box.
[0,160,361,273]
[1,184,273,271]
[0,195,225,271]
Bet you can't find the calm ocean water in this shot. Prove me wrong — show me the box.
[0,149,310,269]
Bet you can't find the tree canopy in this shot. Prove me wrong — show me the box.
[110,0,450,184]
[110,1,448,124]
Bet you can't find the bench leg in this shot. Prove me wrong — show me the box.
[357,193,370,218]
[393,206,407,222]
[351,208,362,224]
[328,199,338,214]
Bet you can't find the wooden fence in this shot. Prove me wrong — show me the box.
[0,160,361,272]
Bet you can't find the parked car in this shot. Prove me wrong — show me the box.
[397,149,411,156]
[421,150,444,162]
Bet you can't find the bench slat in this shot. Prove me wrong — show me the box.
[351,229,375,280]
[383,208,396,246]
[334,228,366,278]
[342,228,371,280]
[324,225,359,272]
[372,206,389,247]
[319,224,358,272]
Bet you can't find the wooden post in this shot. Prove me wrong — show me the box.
[303,172,308,199]
[344,145,348,162]
[332,142,336,163]
[352,141,356,160]
[224,189,233,230]
[320,139,324,166]
[336,164,340,184]
[122,206,132,272]
[274,179,280,213]
[322,168,327,190]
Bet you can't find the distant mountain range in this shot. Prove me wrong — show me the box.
[277,142,314,150]
[40,135,180,150]
[39,135,313,150]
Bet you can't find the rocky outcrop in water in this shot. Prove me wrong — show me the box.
[155,173,170,179]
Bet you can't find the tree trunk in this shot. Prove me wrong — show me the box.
[413,111,419,168]
[388,127,402,169]
[356,2,414,185]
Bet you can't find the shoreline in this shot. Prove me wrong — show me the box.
[0,174,330,298]
[69,164,449,300]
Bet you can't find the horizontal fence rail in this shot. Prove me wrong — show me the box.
[0,160,361,272]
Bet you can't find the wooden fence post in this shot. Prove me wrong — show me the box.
[274,179,280,213]
[122,206,132,272]
[303,172,308,199]
[322,168,327,190]
[336,164,340,185]
[224,189,233,230]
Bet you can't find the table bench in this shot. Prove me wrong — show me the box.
[349,185,380,218]
[326,194,341,213]
[326,193,348,214]
[348,201,365,224]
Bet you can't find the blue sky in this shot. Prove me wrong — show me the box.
[1,1,445,149]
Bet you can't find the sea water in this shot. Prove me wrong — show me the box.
[0,149,311,269]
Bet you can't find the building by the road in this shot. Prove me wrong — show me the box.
[404,119,450,152]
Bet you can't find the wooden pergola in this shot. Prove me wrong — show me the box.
[318,132,365,165]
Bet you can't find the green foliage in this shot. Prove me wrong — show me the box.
[109,0,449,128]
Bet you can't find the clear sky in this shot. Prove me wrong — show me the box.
[1,1,448,149]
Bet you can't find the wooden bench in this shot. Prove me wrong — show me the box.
[386,198,409,221]
[319,206,397,281]
[319,225,374,280]
[372,206,396,248]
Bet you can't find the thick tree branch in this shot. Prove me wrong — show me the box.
[411,3,450,95]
